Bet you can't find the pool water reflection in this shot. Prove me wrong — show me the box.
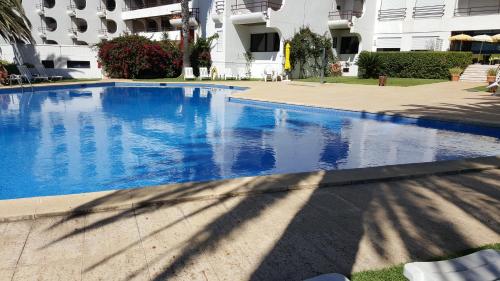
[0,85,499,199]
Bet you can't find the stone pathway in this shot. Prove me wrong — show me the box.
[1,169,499,281]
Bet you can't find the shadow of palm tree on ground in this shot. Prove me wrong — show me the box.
[40,162,500,280]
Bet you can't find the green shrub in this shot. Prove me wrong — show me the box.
[96,35,182,79]
[189,34,218,77]
[288,27,334,78]
[356,51,385,78]
[357,51,472,79]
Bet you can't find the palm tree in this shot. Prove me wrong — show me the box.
[0,0,34,43]
[181,0,190,71]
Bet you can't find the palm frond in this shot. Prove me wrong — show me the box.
[0,0,34,43]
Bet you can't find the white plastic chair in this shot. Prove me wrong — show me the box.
[237,68,250,80]
[199,67,211,80]
[224,68,237,80]
[17,65,49,83]
[35,65,63,81]
[263,66,273,82]
[184,67,196,80]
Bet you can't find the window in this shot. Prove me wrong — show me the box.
[67,61,90,68]
[332,37,338,49]
[376,48,400,52]
[340,36,359,54]
[42,60,54,68]
[250,33,280,52]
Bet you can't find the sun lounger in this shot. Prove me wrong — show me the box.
[237,68,250,80]
[404,249,500,281]
[304,273,350,281]
[224,68,237,80]
[17,65,49,83]
[199,67,211,80]
[184,67,196,80]
[34,65,63,81]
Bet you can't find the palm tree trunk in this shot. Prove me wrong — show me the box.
[181,0,190,71]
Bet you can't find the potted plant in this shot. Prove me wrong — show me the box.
[486,67,497,83]
[449,67,463,81]
[378,73,387,86]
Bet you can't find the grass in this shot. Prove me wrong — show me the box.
[466,85,489,92]
[299,76,447,87]
[350,243,500,281]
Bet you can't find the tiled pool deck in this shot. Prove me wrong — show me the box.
[0,80,499,280]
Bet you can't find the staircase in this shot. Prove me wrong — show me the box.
[460,64,497,82]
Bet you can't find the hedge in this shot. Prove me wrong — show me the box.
[357,51,472,79]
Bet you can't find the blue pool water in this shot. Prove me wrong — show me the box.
[0,84,499,200]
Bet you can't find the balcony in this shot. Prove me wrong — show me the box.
[212,0,224,23]
[328,10,362,29]
[413,5,445,18]
[230,0,282,25]
[123,0,182,11]
[97,29,108,40]
[378,8,407,20]
[454,4,500,17]
[67,28,78,39]
[169,8,199,27]
[37,27,47,39]
[97,6,107,18]
[66,4,77,17]
[35,3,45,15]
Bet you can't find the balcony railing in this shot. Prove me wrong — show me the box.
[328,10,363,21]
[215,0,224,14]
[231,0,281,15]
[454,5,500,16]
[68,28,78,33]
[378,8,407,20]
[123,0,182,11]
[413,5,445,18]
[38,27,48,33]
[97,28,108,34]
[170,8,200,20]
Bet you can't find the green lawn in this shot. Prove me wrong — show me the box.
[299,76,447,87]
[466,85,489,92]
[350,243,500,281]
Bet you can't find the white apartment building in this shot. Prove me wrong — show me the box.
[0,0,499,78]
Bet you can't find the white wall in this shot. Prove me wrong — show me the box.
[0,44,103,79]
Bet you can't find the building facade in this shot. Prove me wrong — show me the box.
[0,0,499,78]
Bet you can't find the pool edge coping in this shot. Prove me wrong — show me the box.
[1,155,499,222]
[228,97,500,129]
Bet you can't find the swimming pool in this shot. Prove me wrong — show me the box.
[0,83,499,200]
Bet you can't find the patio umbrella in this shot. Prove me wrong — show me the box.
[449,34,472,51]
[284,42,291,71]
[492,34,500,43]
[472,34,493,55]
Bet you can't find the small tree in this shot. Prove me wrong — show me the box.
[244,50,254,77]
[288,28,334,78]
[189,33,218,76]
